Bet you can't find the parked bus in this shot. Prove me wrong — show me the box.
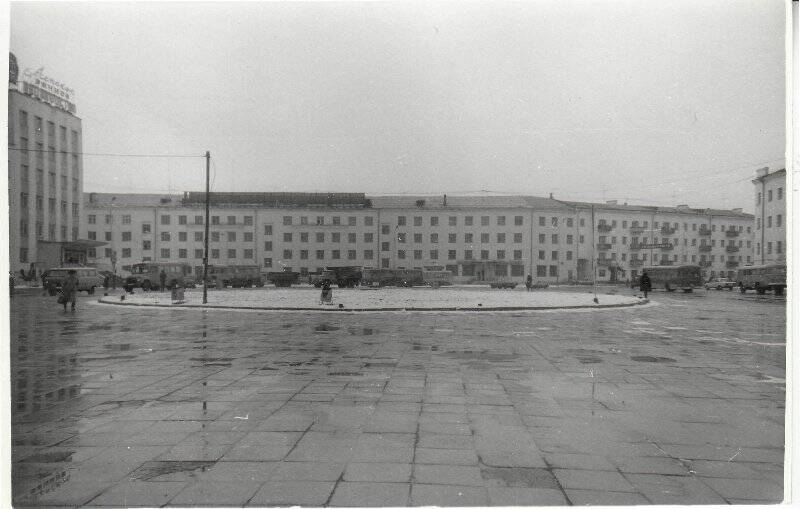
[632,265,703,293]
[125,262,193,290]
[422,266,453,288]
[195,265,264,288]
[361,268,424,287]
[736,264,786,295]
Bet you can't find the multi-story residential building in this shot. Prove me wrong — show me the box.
[752,168,786,265]
[8,54,88,272]
[84,191,754,284]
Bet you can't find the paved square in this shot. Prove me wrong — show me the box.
[10,288,785,506]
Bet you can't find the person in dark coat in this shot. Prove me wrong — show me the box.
[639,271,652,298]
[61,270,78,311]
[525,275,533,292]
[320,280,332,304]
[159,270,167,291]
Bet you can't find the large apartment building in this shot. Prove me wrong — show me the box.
[752,167,786,265]
[7,54,87,272]
[83,191,754,283]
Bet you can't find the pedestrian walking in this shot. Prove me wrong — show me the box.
[639,271,652,298]
[525,274,533,292]
[159,270,167,291]
[320,279,333,304]
[60,269,78,311]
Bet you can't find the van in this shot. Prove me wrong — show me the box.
[43,267,104,295]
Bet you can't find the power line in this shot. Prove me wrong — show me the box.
[8,147,204,158]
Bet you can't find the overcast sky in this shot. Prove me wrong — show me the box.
[10,1,786,212]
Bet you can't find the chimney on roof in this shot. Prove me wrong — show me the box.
[606,200,617,205]
[755,167,769,178]
[442,194,447,207]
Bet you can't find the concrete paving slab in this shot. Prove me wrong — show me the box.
[487,486,569,505]
[168,480,261,506]
[329,481,411,507]
[85,480,187,506]
[247,481,336,506]
[344,462,413,483]
[410,483,488,506]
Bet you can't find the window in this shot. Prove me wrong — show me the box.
[329,250,339,259]
[244,232,253,242]
[767,216,772,228]
[465,233,473,243]
[778,187,783,199]
[227,249,237,258]
[449,233,457,243]
[211,249,220,259]
[579,235,585,243]
[480,250,489,260]
[161,248,170,259]
[316,232,325,242]
[178,232,187,242]
[551,250,558,260]
[364,250,374,260]
[332,232,341,243]
[178,249,187,259]
[244,249,253,259]
[481,233,490,243]
[539,217,546,227]
[464,250,473,260]
[299,216,308,226]
[580,218,585,227]
[122,231,132,242]
[209,231,219,242]
[365,217,374,227]
[551,234,558,244]
[283,216,292,225]
[514,233,523,243]
[264,258,273,268]
[480,216,489,226]
[143,240,151,250]
[497,250,505,259]
[566,234,573,244]
[178,215,187,225]
[414,250,422,260]
[88,214,96,225]
[283,249,293,259]
[364,233,373,243]
[566,218,573,227]
[539,234,546,244]
[538,250,546,260]
[381,242,390,252]
[263,225,272,235]
[381,225,390,235]
[462,264,474,276]
[160,215,170,225]
[465,216,473,226]
[768,190,773,202]
[777,215,782,227]
[348,250,356,260]
[430,250,438,260]
[332,217,341,226]
[413,216,422,227]
[398,216,407,226]
[283,232,292,242]
[449,216,457,226]
[566,251,573,260]
[496,233,505,243]
[348,233,356,243]
[161,232,170,242]
[244,216,253,225]
[549,266,558,277]
[767,242,772,254]
[537,265,547,277]
[398,249,406,259]
[430,216,439,226]
[448,250,457,260]
[430,233,439,243]
[551,217,558,227]
[88,231,96,240]
[381,258,389,268]
[194,249,203,259]
[514,216,524,226]
[777,241,782,254]
[300,250,309,260]
[191,231,202,242]
[348,216,357,226]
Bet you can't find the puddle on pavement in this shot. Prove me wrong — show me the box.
[363,362,397,368]
[480,466,559,489]
[631,355,676,363]
[129,461,216,481]
[314,323,341,333]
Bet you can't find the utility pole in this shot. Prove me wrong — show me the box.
[591,204,597,303]
[202,151,210,304]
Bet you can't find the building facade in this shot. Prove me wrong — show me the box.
[83,191,754,283]
[752,168,786,265]
[7,54,85,273]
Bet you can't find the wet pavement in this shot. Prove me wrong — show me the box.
[10,287,785,506]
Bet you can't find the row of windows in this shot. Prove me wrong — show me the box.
[757,187,785,204]
[756,215,784,229]
[17,223,78,241]
[16,110,79,150]
[395,215,527,227]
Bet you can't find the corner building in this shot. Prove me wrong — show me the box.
[752,168,786,265]
[84,191,753,284]
[7,55,85,272]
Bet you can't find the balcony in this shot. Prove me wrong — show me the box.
[660,244,674,251]
[629,225,646,234]
[597,224,613,233]
[699,245,712,252]
[699,260,712,267]
[726,261,739,268]
[725,245,740,253]
[698,229,712,236]
[660,226,676,235]
[596,243,612,251]
[725,229,740,238]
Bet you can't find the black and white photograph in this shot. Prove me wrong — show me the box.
[4,0,793,507]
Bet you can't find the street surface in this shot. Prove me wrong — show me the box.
[10,286,785,506]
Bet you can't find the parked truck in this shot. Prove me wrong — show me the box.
[266,271,300,287]
[196,265,264,288]
[309,266,363,287]
[361,268,424,287]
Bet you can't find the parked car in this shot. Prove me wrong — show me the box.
[98,270,128,288]
[704,277,736,291]
[490,281,517,289]
[42,267,104,295]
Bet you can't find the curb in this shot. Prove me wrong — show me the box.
[96,297,650,312]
